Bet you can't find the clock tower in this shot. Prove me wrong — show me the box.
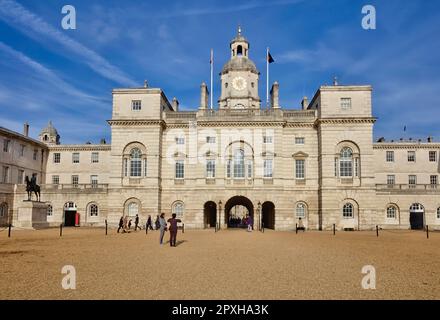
[219,27,261,110]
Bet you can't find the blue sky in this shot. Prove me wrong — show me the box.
[0,0,439,144]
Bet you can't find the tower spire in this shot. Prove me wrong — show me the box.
[238,25,242,36]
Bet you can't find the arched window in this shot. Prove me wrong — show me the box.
[340,147,353,177]
[342,203,354,218]
[127,202,139,217]
[233,149,245,178]
[387,206,396,219]
[237,45,243,56]
[130,148,142,177]
[47,204,53,216]
[296,203,306,218]
[172,202,184,218]
[89,204,98,217]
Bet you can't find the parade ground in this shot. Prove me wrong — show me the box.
[0,227,439,300]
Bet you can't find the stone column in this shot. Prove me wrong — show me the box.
[199,82,209,110]
[270,82,279,109]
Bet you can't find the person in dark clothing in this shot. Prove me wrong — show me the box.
[117,216,124,233]
[146,215,154,230]
[167,213,182,247]
[134,214,141,231]
[155,215,160,230]
[128,219,132,230]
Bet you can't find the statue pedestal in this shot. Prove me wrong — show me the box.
[16,201,49,229]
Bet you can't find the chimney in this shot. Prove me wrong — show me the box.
[270,82,279,109]
[301,96,309,110]
[143,80,148,88]
[172,97,179,112]
[428,136,433,143]
[100,138,106,144]
[23,122,29,137]
[199,82,208,110]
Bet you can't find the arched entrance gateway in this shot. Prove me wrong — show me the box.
[224,196,254,228]
[262,201,275,230]
[204,201,217,228]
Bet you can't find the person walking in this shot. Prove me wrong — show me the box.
[167,213,182,247]
[159,213,167,245]
[247,215,253,232]
[134,214,141,231]
[146,215,153,230]
[128,219,132,230]
[155,215,160,230]
[117,216,124,233]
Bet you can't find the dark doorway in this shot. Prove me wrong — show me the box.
[262,201,275,230]
[409,203,424,230]
[224,196,254,229]
[204,201,217,228]
[64,211,76,227]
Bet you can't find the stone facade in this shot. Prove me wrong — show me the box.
[1,29,439,230]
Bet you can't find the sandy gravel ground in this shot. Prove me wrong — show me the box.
[0,227,439,300]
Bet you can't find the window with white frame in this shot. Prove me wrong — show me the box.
[72,152,80,164]
[295,159,305,179]
[342,203,354,218]
[175,137,185,145]
[90,175,98,187]
[430,175,438,186]
[233,150,245,178]
[387,206,397,219]
[407,151,416,162]
[127,202,139,216]
[72,175,79,187]
[175,160,184,179]
[296,203,306,218]
[206,136,216,144]
[91,152,99,163]
[386,151,394,162]
[53,153,60,163]
[295,137,305,145]
[206,160,216,178]
[408,175,417,188]
[340,98,352,110]
[130,148,142,177]
[89,204,98,216]
[387,175,395,186]
[131,100,142,111]
[226,159,232,178]
[52,175,59,185]
[340,147,353,177]
[263,136,273,144]
[263,159,273,178]
[247,160,253,178]
[47,204,53,216]
[123,158,128,177]
[172,202,184,218]
[17,170,24,184]
[429,151,437,162]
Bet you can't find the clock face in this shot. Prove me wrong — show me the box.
[232,76,247,91]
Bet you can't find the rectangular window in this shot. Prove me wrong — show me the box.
[386,151,394,162]
[295,137,305,145]
[33,149,38,161]
[408,175,417,188]
[53,153,61,163]
[90,175,98,187]
[175,160,184,179]
[407,151,416,162]
[263,159,273,178]
[387,175,395,186]
[2,166,9,183]
[226,160,232,178]
[340,97,352,110]
[206,136,216,144]
[91,152,99,163]
[430,175,438,186]
[340,159,353,177]
[72,175,79,187]
[20,145,25,157]
[3,139,10,152]
[429,151,437,162]
[72,152,80,163]
[247,160,253,178]
[295,159,305,179]
[132,100,142,111]
[18,170,24,184]
[206,160,216,178]
[52,175,59,185]
[175,137,185,145]
[263,136,273,144]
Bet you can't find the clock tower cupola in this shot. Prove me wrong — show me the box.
[219,27,261,110]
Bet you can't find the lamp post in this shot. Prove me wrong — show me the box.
[257,201,261,231]
[218,200,222,230]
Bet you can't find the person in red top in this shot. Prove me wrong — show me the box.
[167,213,182,247]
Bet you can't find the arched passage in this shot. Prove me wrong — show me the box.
[204,201,217,228]
[409,203,424,230]
[262,201,275,230]
[224,196,254,228]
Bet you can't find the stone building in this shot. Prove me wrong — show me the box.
[1,29,439,230]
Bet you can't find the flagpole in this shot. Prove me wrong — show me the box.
[266,47,269,109]
[210,49,214,110]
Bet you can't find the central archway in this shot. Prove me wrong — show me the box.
[204,201,217,228]
[224,196,254,228]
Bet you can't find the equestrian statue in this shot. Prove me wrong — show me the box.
[25,174,41,202]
